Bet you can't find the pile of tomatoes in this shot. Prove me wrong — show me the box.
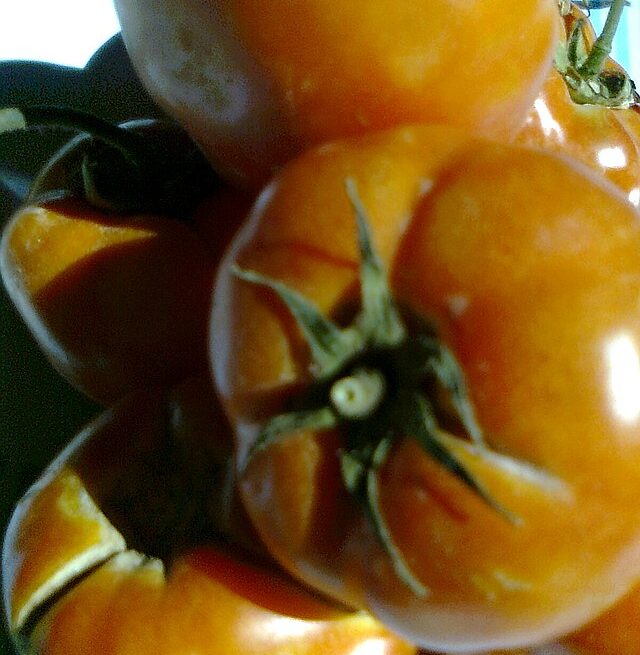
[2,1,640,654]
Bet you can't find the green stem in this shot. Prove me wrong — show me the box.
[579,0,626,76]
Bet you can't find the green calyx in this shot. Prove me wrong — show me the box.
[235,179,514,596]
[555,0,638,108]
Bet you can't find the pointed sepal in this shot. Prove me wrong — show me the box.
[234,266,364,378]
[243,406,339,472]
[404,393,518,524]
[340,439,429,597]
[344,178,406,348]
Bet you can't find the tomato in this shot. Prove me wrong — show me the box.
[0,115,250,404]
[113,0,558,189]
[2,377,415,655]
[0,198,216,404]
[515,3,640,208]
[517,73,640,208]
[210,123,640,651]
[549,580,640,654]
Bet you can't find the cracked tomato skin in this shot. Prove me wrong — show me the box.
[0,182,250,405]
[210,124,640,652]
[2,378,415,655]
[113,0,558,189]
[0,199,214,405]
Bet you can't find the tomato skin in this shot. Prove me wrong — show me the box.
[211,124,640,651]
[0,199,214,404]
[516,73,640,208]
[27,548,414,655]
[550,581,640,654]
[515,7,640,209]
[3,378,415,655]
[113,0,558,189]
[0,178,249,405]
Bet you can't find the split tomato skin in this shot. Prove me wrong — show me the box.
[0,199,215,404]
[114,0,558,189]
[210,124,640,651]
[0,179,251,405]
[27,548,415,655]
[3,378,415,655]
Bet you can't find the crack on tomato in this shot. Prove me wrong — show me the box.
[235,179,521,596]
[14,555,112,643]
[77,406,239,570]
[253,239,359,273]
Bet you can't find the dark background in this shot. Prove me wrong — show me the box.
[0,35,164,654]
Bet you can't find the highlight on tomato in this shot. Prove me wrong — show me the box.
[113,0,559,188]
[2,377,416,655]
[210,122,640,652]
[515,0,640,208]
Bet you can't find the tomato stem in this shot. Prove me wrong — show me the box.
[555,0,636,107]
[579,0,626,76]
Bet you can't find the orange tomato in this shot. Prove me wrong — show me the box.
[0,112,253,404]
[113,0,558,189]
[547,580,640,654]
[515,3,640,208]
[2,378,415,655]
[0,173,251,405]
[516,72,640,209]
[1,198,215,403]
[210,124,640,651]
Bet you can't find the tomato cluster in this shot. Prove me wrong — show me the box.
[2,1,640,654]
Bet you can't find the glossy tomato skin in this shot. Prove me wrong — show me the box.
[113,0,558,189]
[515,7,640,209]
[3,378,415,655]
[516,73,640,208]
[27,548,415,655]
[211,124,640,651]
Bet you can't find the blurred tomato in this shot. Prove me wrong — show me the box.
[114,0,558,188]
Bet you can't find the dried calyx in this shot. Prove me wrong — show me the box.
[556,0,638,108]
[236,179,518,596]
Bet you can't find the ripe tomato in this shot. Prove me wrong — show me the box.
[0,180,250,404]
[0,113,251,405]
[211,124,640,651]
[515,3,640,208]
[3,378,415,655]
[113,0,558,189]
[516,73,640,208]
[552,580,640,654]
[0,199,214,404]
